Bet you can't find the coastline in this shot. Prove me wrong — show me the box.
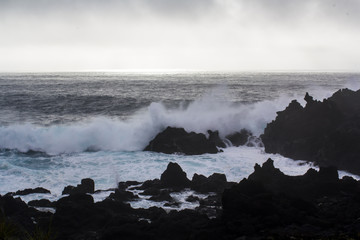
[2,159,360,239]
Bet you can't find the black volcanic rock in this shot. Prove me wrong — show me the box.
[149,190,174,202]
[0,195,40,233]
[144,127,219,155]
[191,173,231,193]
[10,187,51,196]
[222,158,360,237]
[28,199,54,208]
[225,129,252,147]
[208,130,226,148]
[108,189,139,202]
[160,162,191,189]
[261,89,360,175]
[4,160,360,239]
[62,178,95,195]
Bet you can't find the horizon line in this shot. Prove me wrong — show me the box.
[0,68,359,74]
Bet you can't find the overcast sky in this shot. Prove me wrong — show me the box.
[0,0,359,72]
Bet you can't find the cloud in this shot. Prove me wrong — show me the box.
[0,0,359,71]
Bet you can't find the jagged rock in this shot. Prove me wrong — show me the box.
[144,127,219,155]
[62,178,95,195]
[261,89,360,175]
[28,199,54,208]
[136,179,162,190]
[191,173,230,193]
[208,130,226,148]
[108,189,138,202]
[160,162,191,189]
[56,193,94,208]
[3,160,360,239]
[149,190,173,202]
[222,158,360,237]
[117,181,141,191]
[0,195,38,232]
[139,187,161,196]
[9,187,51,196]
[225,129,252,147]
[247,158,342,200]
[186,195,200,202]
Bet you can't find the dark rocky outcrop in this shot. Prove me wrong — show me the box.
[0,195,52,236]
[160,162,191,189]
[207,130,226,148]
[261,88,360,175]
[108,188,139,202]
[62,178,95,195]
[191,173,233,194]
[225,129,252,146]
[28,199,54,208]
[7,187,51,196]
[144,127,220,155]
[5,159,360,239]
[222,158,360,238]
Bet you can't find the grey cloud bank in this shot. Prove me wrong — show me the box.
[0,0,359,71]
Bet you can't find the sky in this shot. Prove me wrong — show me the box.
[0,0,359,72]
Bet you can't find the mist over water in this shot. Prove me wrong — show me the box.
[0,72,359,200]
[0,72,357,154]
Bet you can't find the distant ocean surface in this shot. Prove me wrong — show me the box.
[1,72,360,203]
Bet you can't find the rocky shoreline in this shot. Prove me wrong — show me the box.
[2,88,360,239]
[1,160,360,239]
[146,88,360,175]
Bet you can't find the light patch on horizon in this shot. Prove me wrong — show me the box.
[0,0,359,72]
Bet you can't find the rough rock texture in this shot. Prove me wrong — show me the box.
[28,199,54,208]
[261,88,360,174]
[7,187,51,196]
[225,129,252,147]
[62,178,95,195]
[144,127,219,155]
[191,173,231,193]
[222,158,360,238]
[160,162,191,188]
[207,130,226,148]
[4,160,360,239]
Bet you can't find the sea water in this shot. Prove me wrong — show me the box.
[1,72,359,203]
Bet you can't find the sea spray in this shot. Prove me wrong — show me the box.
[0,86,344,154]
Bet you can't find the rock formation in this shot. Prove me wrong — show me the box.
[261,88,360,174]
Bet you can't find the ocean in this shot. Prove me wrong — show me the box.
[1,72,360,205]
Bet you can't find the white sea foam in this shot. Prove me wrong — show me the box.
[2,146,358,205]
[0,86,336,155]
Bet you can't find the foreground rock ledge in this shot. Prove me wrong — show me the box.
[261,88,360,175]
[2,160,360,239]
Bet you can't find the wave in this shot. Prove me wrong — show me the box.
[0,86,337,155]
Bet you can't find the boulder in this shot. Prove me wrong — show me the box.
[108,189,138,202]
[144,127,219,155]
[225,129,253,147]
[62,178,95,195]
[160,162,191,189]
[191,173,230,193]
[10,187,51,196]
[207,130,226,148]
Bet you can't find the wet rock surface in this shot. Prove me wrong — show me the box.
[225,128,253,147]
[2,160,360,239]
[144,126,220,155]
[6,187,51,196]
[62,178,95,195]
[262,88,360,175]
